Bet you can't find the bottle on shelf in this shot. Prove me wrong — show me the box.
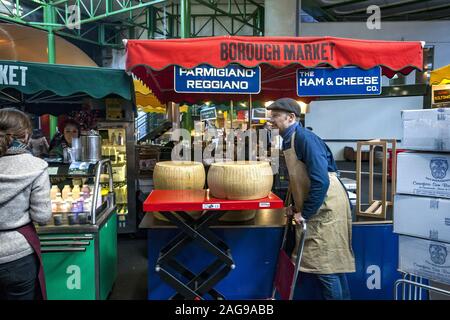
[62,185,72,201]
[54,193,63,212]
[74,197,84,213]
[72,185,81,199]
[118,132,124,146]
[82,185,91,199]
[50,185,60,200]
[111,132,117,146]
[51,200,58,213]
[83,198,92,213]
[60,200,70,213]
[110,145,117,164]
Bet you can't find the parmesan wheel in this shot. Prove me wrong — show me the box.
[153,161,205,222]
[207,161,273,200]
[153,161,206,190]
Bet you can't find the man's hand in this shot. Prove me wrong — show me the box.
[285,205,295,218]
[294,212,305,225]
[285,206,305,224]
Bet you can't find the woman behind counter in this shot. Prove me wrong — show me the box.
[48,119,80,158]
[0,108,52,300]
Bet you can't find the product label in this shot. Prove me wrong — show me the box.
[202,203,221,210]
[259,202,270,208]
[399,237,450,285]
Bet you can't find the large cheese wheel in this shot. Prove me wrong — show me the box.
[207,161,273,200]
[153,161,206,190]
[153,161,205,221]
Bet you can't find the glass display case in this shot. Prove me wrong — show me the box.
[97,120,137,233]
[40,159,114,229]
[36,159,117,300]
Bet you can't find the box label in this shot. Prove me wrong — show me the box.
[399,236,450,285]
[397,154,450,198]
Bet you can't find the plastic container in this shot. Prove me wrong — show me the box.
[53,214,62,226]
[72,185,81,199]
[83,199,92,213]
[50,185,60,200]
[62,185,72,201]
[82,185,91,199]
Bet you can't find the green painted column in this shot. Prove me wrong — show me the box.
[180,0,191,38]
[45,4,57,138]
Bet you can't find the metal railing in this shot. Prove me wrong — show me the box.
[394,273,450,300]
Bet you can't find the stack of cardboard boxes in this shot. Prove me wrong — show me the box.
[394,108,450,286]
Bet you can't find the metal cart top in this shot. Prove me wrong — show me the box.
[143,190,283,212]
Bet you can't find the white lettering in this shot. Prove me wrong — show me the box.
[20,66,27,86]
[8,66,18,85]
[299,78,324,86]
[0,65,27,86]
[66,265,81,290]
[175,304,210,317]
[366,265,381,290]
[367,5,381,30]
[0,65,8,84]
[67,5,81,30]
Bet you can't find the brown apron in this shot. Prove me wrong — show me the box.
[284,132,355,274]
[3,223,47,300]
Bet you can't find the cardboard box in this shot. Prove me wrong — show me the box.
[397,152,450,199]
[399,235,450,285]
[401,108,450,151]
[394,194,450,243]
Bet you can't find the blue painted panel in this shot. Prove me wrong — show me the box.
[147,223,408,300]
[147,227,283,300]
[347,223,400,300]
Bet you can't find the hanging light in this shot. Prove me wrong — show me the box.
[264,101,274,108]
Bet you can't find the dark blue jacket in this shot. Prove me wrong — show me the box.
[281,122,337,219]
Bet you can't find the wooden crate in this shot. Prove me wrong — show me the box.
[356,139,397,220]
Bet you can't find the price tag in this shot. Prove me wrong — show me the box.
[47,167,59,175]
[202,203,221,210]
[259,202,270,208]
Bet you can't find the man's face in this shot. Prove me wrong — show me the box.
[269,110,296,133]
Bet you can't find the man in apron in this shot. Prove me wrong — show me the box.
[268,98,355,300]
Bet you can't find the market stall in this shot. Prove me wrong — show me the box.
[430,64,450,107]
[126,36,424,300]
[0,60,138,299]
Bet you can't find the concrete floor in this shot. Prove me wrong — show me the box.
[109,235,148,300]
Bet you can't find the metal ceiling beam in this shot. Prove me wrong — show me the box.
[193,0,261,29]
[381,2,450,18]
[302,0,337,22]
[322,0,369,10]
[334,0,435,15]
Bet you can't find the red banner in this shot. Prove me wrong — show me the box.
[126,36,423,103]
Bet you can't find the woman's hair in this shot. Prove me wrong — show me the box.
[61,118,80,133]
[0,108,32,156]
